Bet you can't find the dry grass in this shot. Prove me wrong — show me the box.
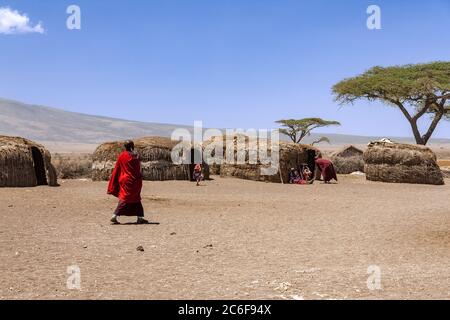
[53,153,92,179]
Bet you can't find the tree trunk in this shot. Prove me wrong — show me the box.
[408,110,444,145]
[422,111,444,145]
[408,119,426,145]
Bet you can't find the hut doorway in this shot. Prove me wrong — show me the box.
[189,148,202,181]
[31,147,47,186]
[306,149,317,176]
[188,148,210,181]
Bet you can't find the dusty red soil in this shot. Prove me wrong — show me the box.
[1,176,450,300]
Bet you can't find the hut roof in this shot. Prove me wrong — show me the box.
[0,135,50,162]
[364,142,438,165]
[332,145,364,158]
[203,134,321,166]
[204,134,319,152]
[92,136,182,162]
[0,135,45,150]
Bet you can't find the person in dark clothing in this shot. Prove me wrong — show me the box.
[288,168,301,184]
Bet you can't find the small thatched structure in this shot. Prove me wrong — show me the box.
[331,145,365,174]
[364,142,444,185]
[204,135,321,183]
[0,136,57,187]
[92,137,209,181]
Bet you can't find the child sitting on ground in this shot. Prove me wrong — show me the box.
[289,168,301,184]
[302,165,312,182]
[193,164,204,186]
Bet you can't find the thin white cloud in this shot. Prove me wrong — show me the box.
[0,7,44,35]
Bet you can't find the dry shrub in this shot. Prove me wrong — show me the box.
[53,153,92,179]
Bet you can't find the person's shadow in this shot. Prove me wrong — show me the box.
[116,222,160,226]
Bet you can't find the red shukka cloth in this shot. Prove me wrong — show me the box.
[107,151,143,203]
[315,158,338,182]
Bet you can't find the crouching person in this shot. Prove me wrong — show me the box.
[315,157,338,183]
[107,140,149,225]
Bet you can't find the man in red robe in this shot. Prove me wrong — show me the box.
[107,140,149,224]
[315,158,338,183]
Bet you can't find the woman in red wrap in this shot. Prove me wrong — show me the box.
[315,158,338,183]
[107,140,149,224]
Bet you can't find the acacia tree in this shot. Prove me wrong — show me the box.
[275,118,341,144]
[333,62,450,145]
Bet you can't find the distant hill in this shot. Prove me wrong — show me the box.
[1,97,449,152]
[0,98,192,143]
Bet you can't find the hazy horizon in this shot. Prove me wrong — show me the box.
[1,97,450,149]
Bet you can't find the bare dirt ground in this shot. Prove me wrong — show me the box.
[1,176,450,300]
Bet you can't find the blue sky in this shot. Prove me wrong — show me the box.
[0,0,449,138]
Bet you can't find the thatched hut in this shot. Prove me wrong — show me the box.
[92,137,209,181]
[0,136,58,187]
[204,135,321,183]
[364,142,444,185]
[331,145,365,174]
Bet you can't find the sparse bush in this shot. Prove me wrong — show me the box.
[53,153,92,179]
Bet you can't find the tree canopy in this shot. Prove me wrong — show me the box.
[276,118,341,144]
[333,61,450,145]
